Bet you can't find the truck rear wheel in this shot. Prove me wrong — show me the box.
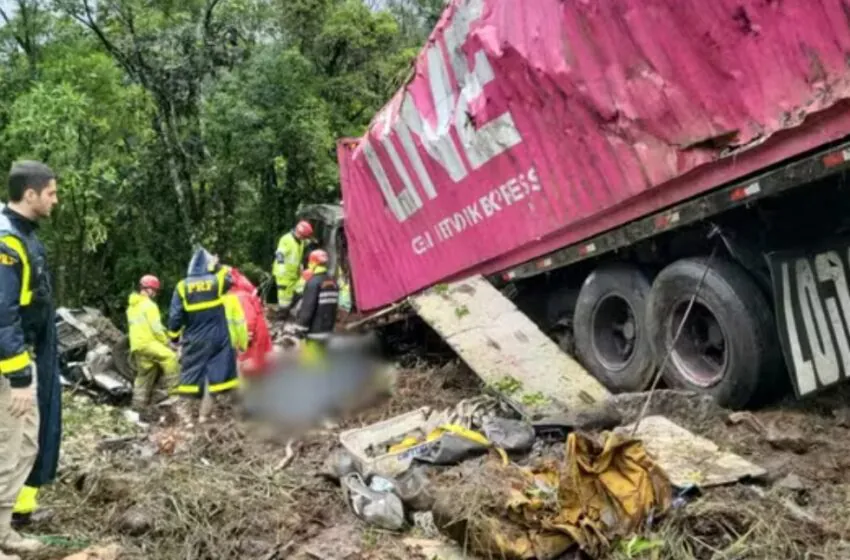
[573,265,655,392]
[646,257,779,409]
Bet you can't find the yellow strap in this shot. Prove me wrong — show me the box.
[0,351,31,374]
[426,424,510,466]
[209,378,239,393]
[0,235,31,306]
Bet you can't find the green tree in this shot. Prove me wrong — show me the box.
[0,0,433,319]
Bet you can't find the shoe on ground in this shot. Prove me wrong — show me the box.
[0,551,20,560]
[0,530,44,553]
[12,509,54,529]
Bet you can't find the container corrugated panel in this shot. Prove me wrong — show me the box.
[338,0,850,311]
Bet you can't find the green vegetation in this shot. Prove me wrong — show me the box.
[0,0,445,322]
[491,375,523,395]
[520,391,549,407]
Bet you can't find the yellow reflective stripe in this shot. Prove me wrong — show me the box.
[184,298,223,312]
[167,328,183,339]
[0,351,31,374]
[209,378,239,393]
[177,279,224,312]
[171,384,200,395]
[0,235,31,306]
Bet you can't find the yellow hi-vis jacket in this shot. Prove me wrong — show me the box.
[272,231,306,305]
[223,293,249,353]
[127,292,169,351]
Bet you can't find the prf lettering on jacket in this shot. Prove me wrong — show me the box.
[187,279,214,294]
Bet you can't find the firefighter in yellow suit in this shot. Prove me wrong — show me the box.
[126,275,178,409]
[272,220,313,315]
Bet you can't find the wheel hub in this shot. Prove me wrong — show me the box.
[668,301,728,388]
[591,294,638,372]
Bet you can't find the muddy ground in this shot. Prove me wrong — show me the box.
[17,361,850,560]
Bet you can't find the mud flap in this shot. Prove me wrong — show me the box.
[410,276,610,419]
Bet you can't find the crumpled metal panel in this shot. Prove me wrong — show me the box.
[339,0,850,310]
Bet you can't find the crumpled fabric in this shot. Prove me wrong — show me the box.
[434,431,672,559]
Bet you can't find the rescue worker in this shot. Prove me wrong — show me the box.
[226,268,271,375]
[293,250,339,364]
[166,248,237,426]
[272,220,313,316]
[126,275,178,410]
[290,263,316,317]
[0,161,61,556]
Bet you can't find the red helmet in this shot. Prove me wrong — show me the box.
[295,220,313,239]
[308,249,328,266]
[140,275,161,290]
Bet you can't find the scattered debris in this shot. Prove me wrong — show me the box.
[620,415,767,488]
[431,432,672,559]
[775,473,810,493]
[341,472,406,531]
[728,411,812,454]
[411,275,610,418]
[57,307,134,402]
[27,344,850,559]
[403,538,467,560]
[60,543,122,560]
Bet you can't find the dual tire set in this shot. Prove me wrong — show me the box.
[571,258,782,409]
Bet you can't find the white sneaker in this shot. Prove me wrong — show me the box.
[1,530,43,554]
[0,551,20,560]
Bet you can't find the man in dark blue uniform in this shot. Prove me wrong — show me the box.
[167,248,239,426]
[0,161,60,558]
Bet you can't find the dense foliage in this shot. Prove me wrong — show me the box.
[0,0,443,321]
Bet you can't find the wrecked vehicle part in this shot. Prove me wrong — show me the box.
[56,307,134,402]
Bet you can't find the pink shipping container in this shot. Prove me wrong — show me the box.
[338,0,850,312]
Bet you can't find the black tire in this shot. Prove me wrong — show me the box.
[573,265,655,392]
[646,257,780,409]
